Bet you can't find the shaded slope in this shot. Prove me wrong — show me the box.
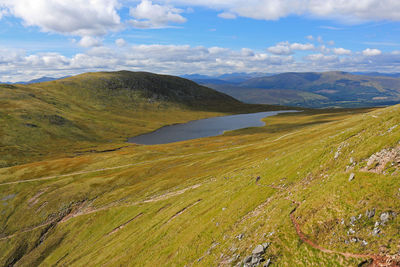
[0,71,281,167]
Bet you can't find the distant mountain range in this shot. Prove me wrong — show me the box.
[4,72,400,108]
[0,76,71,85]
[181,72,273,84]
[186,71,400,108]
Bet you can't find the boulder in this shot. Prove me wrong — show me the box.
[348,173,355,181]
[380,212,390,224]
[372,227,381,236]
[244,256,252,263]
[252,245,265,256]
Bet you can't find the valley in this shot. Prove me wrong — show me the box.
[1,71,400,266]
[194,72,400,108]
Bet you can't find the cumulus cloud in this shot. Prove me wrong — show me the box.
[115,38,127,47]
[363,48,382,56]
[78,36,102,47]
[304,53,338,62]
[0,0,121,36]
[129,0,186,29]
[166,0,400,22]
[267,41,315,55]
[333,47,351,55]
[1,43,400,83]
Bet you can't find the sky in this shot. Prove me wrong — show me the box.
[0,0,400,82]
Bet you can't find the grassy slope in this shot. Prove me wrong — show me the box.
[2,104,400,266]
[0,71,283,168]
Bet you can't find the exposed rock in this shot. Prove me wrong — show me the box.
[348,228,356,235]
[262,243,271,250]
[350,216,357,225]
[350,157,355,164]
[334,151,340,160]
[251,257,260,265]
[237,233,244,240]
[348,173,355,181]
[372,227,381,236]
[362,146,400,174]
[244,256,252,263]
[252,245,265,256]
[263,258,272,267]
[350,237,358,243]
[365,209,375,218]
[380,212,390,224]
[361,240,368,246]
[241,243,270,267]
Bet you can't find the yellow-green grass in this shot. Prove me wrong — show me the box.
[3,106,400,266]
[0,71,287,168]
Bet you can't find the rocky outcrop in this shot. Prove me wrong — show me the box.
[239,243,271,267]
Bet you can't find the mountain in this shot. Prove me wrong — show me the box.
[200,71,400,108]
[2,96,400,266]
[181,72,272,85]
[0,70,283,167]
[7,76,71,84]
[352,72,400,78]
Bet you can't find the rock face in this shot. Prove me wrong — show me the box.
[241,243,271,267]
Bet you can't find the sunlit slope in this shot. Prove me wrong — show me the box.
[2,105,400,266]
[0,71,280,167]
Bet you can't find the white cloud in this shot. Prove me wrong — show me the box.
[166,0,400,22]
[267,43,292,55]
[1,43,400,83]
[304,53,338,62]
[218,12,236,19]
[290,43,315,51]
[115,38,127,47]
[267,41,315,55]
[0,8,8,19]
[333,47,351,55]
[363,48,382,56]
[78,36,102,47]
[0,0,121,36]
[129,0,186,29]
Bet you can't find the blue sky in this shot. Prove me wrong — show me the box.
[1,0,400,82]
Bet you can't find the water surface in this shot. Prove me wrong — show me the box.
[128,110,296,145]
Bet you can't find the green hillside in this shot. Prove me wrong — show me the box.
[0,71,282,167]
[1,71,400,266]
[204,71,400,108]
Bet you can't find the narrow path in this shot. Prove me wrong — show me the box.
[0,183,203,241]
[0,131,299,187]
[289,201,399,266]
